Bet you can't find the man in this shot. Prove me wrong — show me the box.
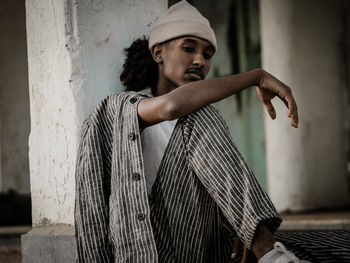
[76,1,348,262]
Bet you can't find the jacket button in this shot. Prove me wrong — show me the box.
[137,212,145,221]
[128,132,135,141]
[129,97,137,103]
[132,173,140,181]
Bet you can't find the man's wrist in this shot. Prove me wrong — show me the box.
[252,68,265,87]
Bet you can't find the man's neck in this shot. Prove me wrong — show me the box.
[155,74,177,97]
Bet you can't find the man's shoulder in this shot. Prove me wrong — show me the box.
[116,86,153,99]
[107,87,153,107]
[87,87,153,125]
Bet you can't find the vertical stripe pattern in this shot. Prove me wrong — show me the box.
[148,102,282,262]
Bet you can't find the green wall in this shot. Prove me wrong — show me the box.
[187,0,267,189]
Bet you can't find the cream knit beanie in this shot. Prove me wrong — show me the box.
[149,0,217,52]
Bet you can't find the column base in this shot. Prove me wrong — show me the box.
[21,225,76,263]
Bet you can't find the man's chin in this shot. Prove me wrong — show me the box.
[176,78,203,87]
[183,78,202,83]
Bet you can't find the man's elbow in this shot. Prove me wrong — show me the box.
[161,98,180,121]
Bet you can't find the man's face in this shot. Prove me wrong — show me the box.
[154,36,215,88]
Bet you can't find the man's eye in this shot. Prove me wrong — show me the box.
[204,53,212,59]
[183,47,194,52]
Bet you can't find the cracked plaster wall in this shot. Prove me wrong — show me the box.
[25,0,167,226]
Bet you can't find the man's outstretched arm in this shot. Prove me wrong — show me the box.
[138,69,298,129]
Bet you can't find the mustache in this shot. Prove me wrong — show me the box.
[185,67,205,80]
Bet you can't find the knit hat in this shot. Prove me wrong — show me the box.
[148,0,217,53]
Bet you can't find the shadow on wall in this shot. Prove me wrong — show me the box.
[0,190,31,226]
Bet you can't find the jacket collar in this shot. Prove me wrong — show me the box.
[137,86,154,98]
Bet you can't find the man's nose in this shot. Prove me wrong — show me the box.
[193,53,206,67]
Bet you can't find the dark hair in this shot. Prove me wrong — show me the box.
[120,36,158,94]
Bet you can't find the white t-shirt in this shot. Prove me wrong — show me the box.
[140,119,178,198]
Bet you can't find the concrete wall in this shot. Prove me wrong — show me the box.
[25,0,167,226]
[260,0,349,212]
[0,0,30,194]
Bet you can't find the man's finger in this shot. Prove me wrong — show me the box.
[264,100,276,119]
[241,247,248,263]
[285,95,294,118]
[291,110,299,128]
[277,91,289,110]
[291,104,299,128]
[231,236,241,259]
[285,95,299,127]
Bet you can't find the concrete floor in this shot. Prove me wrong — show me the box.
[0,246,21,263]
[0,226,30,263]
[0,211,349,262]
[280,210,350,231]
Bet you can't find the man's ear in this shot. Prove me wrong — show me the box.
[151,44,163,63]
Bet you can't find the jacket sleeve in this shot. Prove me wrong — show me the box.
[183,104,282,249]
[74,118,113,263]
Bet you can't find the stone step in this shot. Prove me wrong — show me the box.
[0,226,30,263]
[280,210,350,231]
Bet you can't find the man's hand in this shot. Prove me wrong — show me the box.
[231,236,258,263]
[255,70,299,128]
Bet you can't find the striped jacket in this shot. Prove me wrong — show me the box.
[74,86,282,262]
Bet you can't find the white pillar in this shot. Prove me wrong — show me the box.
[23,1,167,261]
[25,0,167,227]
[260,0,349,212]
